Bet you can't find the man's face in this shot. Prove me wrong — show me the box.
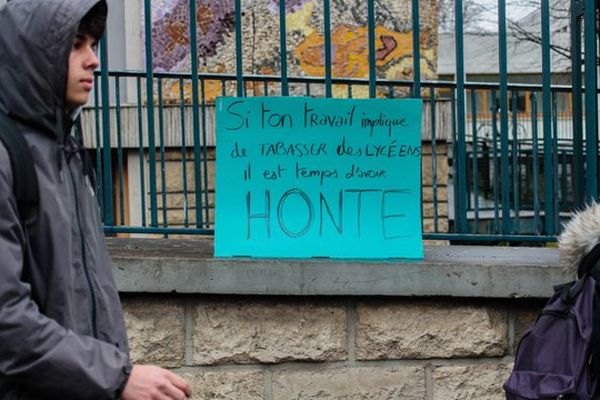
[65,33,99,112]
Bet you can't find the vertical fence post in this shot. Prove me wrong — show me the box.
[143,0,158,227]
[584,0,598,201]
[189,0,204,227]
[541,0,554,234]
[498,0,511,234]
[115,77,125,225]
[454,0,468,233]
[531,92,541,233]
[99,31,113,227]
[94,78,104,214]
[411,0,421,98]
[235,0,244,97]
[324,0,332,98]
[367,0,376,98]
[279,0,289,96]
[571,0,584,207]
[136,77,147,227]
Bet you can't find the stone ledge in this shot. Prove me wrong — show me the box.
[107,238,567,298]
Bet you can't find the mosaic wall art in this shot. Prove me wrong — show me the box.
[147,0,438,102]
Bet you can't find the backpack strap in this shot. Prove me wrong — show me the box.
[0,113,39,222]
[578,242,600,278]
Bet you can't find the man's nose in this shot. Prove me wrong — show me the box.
[87,47,100,69]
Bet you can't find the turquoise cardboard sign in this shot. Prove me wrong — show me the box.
[215,97,423,259]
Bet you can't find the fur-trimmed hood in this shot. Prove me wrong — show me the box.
[559,202,600,277]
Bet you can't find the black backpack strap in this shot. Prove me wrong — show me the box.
[579,242,600,278]
[0,113,39,222]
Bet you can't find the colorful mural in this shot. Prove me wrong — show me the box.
[148,0,438,102]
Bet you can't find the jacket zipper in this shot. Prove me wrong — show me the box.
[67,162,99,339]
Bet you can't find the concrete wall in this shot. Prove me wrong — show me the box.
[122,294,540,400]
[110,240,563,400]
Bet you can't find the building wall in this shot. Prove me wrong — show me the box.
[122,294,540,399]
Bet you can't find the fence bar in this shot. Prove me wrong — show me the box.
[541,0,554,234]
[470,89,479,230]
[324,0,332,98]
[235,0,244,96]
[99,32,113,226]
[552,92,560,228]
[511,90,519,232]
[136,77,147,227]
[115,77,125,225]
[571,0,584,207]
[430,88,438,232]
[423,233,554,243]
[143,0,158,227]
[188,0,203,228]
[157,79,168,228]
[561,150,568,209]
[200,79,210,227]
[451,89,459,232]
[104,226,213,235]
[411,0,420,97]
[279,0,289,96]
[531,92,541,234]
[367,0,376,98]
[93,78,104,214]
[179,78,189,226]
[584,0,598,200]
[491,92,500,233]
[454,0,468,232]
[498,0,510,233]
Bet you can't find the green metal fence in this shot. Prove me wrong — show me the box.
[91,0,598,243]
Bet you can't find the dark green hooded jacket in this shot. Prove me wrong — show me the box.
[0,1,131,398]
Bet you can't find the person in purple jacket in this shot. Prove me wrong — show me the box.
[0,1,191,398]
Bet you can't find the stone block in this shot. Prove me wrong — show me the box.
[423,217,449,233]
[154,159,216,192]
[272,366,425,400]
[356,301,508,359]
[157,208,215,227]
[423,201,449,218]
[192,299,346,365]
[423,186,448,202]
[433,363,512,400]
[513,302,545,353]
[422,156,449,186]
[181,370,263,400]
[123,297,185,367]
[157,192,216,209]
[421,142,448,157]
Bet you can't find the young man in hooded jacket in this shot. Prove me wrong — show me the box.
[0,1,191,399]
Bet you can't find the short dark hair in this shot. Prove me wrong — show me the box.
[78,1,107,41]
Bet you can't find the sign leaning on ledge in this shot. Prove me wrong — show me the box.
[215,96,423,259]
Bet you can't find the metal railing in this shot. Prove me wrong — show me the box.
[88,0,598,243]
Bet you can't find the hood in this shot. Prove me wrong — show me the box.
[558,202,600,277]
[0,0,106,142]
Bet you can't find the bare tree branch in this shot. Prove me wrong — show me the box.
[439,0,578,63]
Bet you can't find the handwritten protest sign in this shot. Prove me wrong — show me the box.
[215,97,423,259]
